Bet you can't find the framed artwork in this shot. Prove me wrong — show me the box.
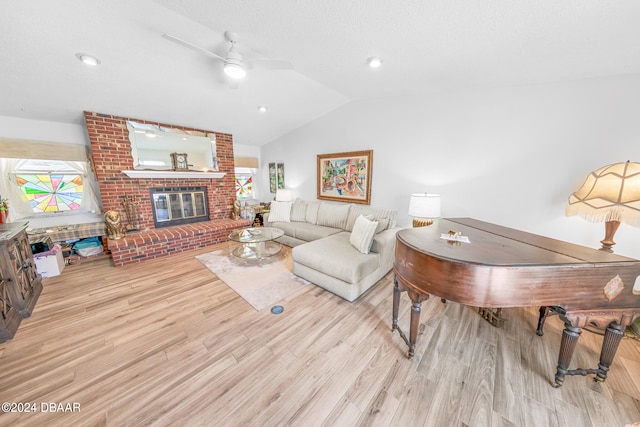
[269,163,276,193]
[269,162,285,193]
[317,150,372,204]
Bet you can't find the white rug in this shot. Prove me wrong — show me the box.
[195,247,309,311]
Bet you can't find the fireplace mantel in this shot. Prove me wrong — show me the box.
[122,170,226,179]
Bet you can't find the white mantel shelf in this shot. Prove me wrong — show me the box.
[123,170,226,179]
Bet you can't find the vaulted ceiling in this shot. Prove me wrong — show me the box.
[2,0,640,146]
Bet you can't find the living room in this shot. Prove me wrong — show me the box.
[2,1,640,426]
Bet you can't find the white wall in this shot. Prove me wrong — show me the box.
[260,74,640,259]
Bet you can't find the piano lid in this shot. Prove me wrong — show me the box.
[397,218,638,268]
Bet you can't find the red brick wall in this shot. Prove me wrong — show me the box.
[84,111,236,231]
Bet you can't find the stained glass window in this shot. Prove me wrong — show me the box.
[16,174,84,213]
[235,174,253,199]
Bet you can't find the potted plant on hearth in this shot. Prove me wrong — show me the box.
[0,196,8,224]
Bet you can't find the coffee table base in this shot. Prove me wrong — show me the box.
[231,241,282,260]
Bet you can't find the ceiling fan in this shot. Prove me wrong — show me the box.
[162,31,293,80]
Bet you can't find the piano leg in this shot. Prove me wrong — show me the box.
[554,321,582,387]
[536,306,550,336]
[536,305,563,336]
[408,299,422,359]
[596,322,625,382]
[392,277,400,333]
[392,274,428,359]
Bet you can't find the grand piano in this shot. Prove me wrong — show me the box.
[392,218,640,387]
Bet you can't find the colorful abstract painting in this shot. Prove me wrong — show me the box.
[317,150,372,204]
[16,174,84,213]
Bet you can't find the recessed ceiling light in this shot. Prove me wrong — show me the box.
[258,106,268,113]
[75,52,101,66]
[367,56,382,68]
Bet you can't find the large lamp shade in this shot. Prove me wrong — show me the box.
[566,160,640,251]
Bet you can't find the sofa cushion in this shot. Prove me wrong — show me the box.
[292,232,379,284]
[293,222,342,241]
[269,201,292,222]
[268,221,297,237]
[345,205,397,232]
[290,199,307,222]
[317,203,350,229]
[305,201,320,224]
[349,215,378,254]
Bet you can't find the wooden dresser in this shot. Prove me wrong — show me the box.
[0,222,43,343]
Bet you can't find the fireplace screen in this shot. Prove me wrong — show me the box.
[150,187,208,228]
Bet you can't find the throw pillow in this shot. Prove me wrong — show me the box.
[364,214,390,234]
[317,203,350,229]
[290,199,307,222]
[268,201,292,223]
[305,201,320,224]
[349,214,379,254]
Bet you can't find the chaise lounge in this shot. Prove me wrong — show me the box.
[264,198,401,302]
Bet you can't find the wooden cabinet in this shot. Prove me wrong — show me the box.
[0,223,42,343]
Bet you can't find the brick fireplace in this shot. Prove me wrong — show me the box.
[84,112,249,266]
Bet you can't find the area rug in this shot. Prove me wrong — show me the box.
[195,247,309,311]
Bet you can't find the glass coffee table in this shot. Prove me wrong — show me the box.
[228,227,284,260]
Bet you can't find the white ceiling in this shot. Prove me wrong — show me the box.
[2,0,640,146]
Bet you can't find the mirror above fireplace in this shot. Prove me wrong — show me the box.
[126,121,219,172]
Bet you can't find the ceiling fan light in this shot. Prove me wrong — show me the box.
[224,61,246,79]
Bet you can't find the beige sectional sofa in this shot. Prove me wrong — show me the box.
[264,199,400,302]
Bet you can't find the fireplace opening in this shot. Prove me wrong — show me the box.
[150,186,209,228]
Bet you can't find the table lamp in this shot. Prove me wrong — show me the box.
[408,193,441,227]
[566,160,640,252]
[275,189,292,202]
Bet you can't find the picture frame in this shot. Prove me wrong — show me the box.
[269,163,276,193]
[317,150,372,204]
[269,162,285,193]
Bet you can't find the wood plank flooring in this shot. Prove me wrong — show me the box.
[1,243,639,426]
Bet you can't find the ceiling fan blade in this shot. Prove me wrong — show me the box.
[245,59,294,71]
[162,33,225,62]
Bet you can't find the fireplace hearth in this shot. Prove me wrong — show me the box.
[150,186,209,228]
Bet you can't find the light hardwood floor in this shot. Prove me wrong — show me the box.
[1,243,640,427]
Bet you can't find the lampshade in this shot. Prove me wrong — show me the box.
[275,189,292,202]
[408,193,441,218]
[566,161,640,227]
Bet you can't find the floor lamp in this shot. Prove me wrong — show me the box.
[566,160,640,252]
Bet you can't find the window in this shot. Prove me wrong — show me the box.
[4,159,100,217]
[235,174,254,199]
[17,173,84,213]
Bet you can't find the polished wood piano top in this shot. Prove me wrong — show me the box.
[394,218,640,311]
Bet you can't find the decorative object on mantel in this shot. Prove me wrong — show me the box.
[566,160,640,252]
[104,210,125,240]
[170,152,189,171]
[408,193,441,227]
[317,150,372,205]
[121,195,140,232]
